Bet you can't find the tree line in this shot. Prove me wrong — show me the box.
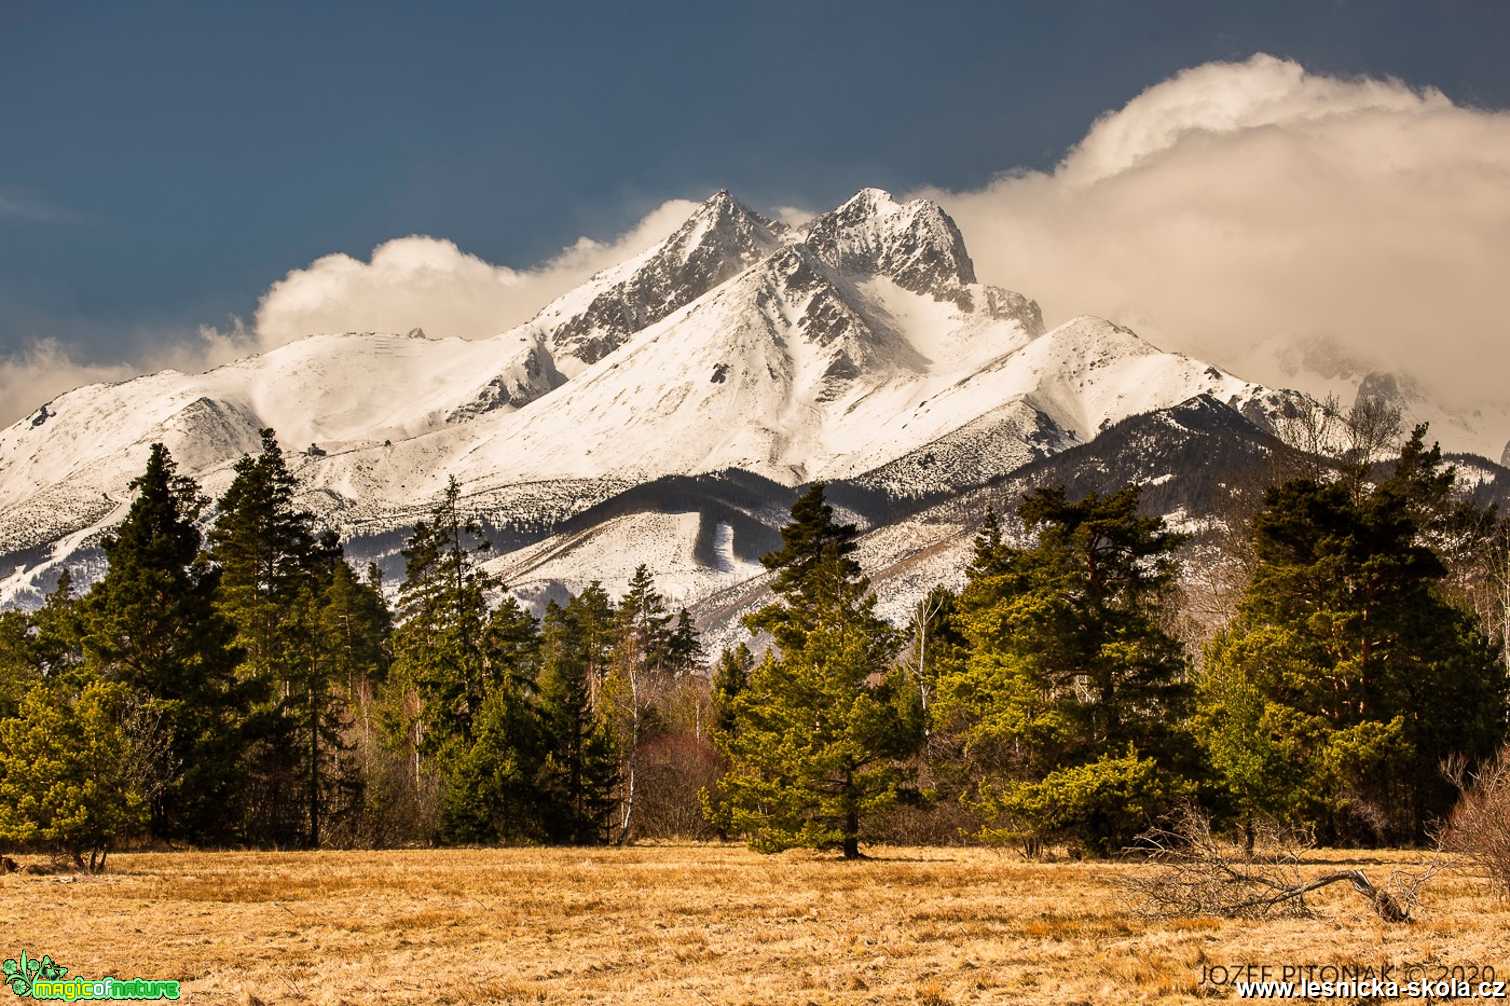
[1,421,1507,869]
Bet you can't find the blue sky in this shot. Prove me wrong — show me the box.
[3,1,1510,375]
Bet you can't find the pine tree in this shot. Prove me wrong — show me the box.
[966,507,1007,580]
[709,644,753,739]
[437,592,551,843]
[1198,427,1507,843]
[0,681,159,872]
[312,560,392,844]
[938,485,1195,856]
[0,610,36,720]
[748,484,861,650]
[715,485,920,858]
[390,477,555,842]
[0,570,85,716]
[81,443,246,843]
[209,430,329,679]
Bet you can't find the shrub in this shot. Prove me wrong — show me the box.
[1442,747,1510,899]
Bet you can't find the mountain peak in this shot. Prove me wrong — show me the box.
[531,189,784,372]
[803,188,977,294]
[838,187,900,211]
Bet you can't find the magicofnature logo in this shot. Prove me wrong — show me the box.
[3,951,179,1001]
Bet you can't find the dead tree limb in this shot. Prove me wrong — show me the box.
[1119,804,1433,924]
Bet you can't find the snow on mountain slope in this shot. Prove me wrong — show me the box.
[519,192,785,371]
[693,394,1306,654]
[493,510,766,611]
[2,186,1304,611]
[804,188,979,301]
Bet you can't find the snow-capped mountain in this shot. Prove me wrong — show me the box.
[0,187,1330,617]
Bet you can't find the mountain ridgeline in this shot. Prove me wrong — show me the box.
[2,188,1505,636]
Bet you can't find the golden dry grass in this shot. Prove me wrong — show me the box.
[3,844,1506,1004]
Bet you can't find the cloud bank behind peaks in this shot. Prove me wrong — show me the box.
[251,199,698,350]
[0,199,698,423]
[925,53,1510,411]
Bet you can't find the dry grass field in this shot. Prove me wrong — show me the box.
[3,844,1506,1004]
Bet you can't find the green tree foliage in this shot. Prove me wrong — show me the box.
[1198,427,1508,843]
[667,607,704,676]
[709,643,753,740]
[715,485,920,858]
[438,594,550,843]
[209,429,348,847]
[938,486,1195,855]
[0,681,163,871]
[387,477,553,842]
[391,476,498,758]
[0,571,85,718]
[536,598,619,844]
[80,443,246,843]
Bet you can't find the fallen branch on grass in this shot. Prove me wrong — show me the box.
[1118,804,1434,924]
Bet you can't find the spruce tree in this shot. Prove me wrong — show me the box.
[314,561,392,843]
[391,477,553,842]
[391,476,497,757]
[81,443,246,843]
[438,593,551,843]
[667,608,704,676]
[537,599,619,844]
[715,485,920,858]
[209,430,342,846]
[709,643,753,739]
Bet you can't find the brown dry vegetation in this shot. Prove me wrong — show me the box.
[2,844,1506,1005]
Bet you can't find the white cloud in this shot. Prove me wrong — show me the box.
[0,339,135,422]
[0,200,699,423]
[921,53,1510,415]
[250,199,698,350]
[773,205,816,228]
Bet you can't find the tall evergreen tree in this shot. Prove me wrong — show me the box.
[81,443,246,843]
[312,559,392,843]
[709,643,753,740]
[667,607,704,676]
[715,485,920,858]
[209,430,342,846]
[747,484,862,650]
[537,598,619,844]
[1198,427,1507,842]
[938,486,1195,855]
[438,593,549,843]
[390,477,552,842]
[391,476,497,758]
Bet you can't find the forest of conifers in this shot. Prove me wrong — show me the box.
[2,415,1508,872]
